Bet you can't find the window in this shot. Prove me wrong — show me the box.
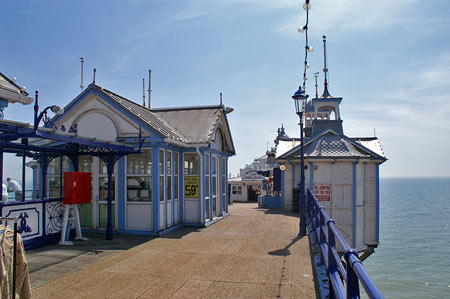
[184,154,199,175]
[46,156,72,199]
[126,149,152,202]
[160,150,165,201]
[174,152,179,200]
[184,153,199,199]
[232,185,242,195]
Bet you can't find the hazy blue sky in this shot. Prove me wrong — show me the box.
[1,0,449,178]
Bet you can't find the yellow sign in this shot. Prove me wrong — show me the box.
[184,176,199,198]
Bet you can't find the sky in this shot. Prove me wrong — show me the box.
[1,0,450,178]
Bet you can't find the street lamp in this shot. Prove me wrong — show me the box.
[292,86,308,236]
[33,91,64,131]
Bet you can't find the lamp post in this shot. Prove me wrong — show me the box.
[33,91,64,131]
[292,87,308,236]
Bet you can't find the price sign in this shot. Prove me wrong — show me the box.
[184,176,199,198]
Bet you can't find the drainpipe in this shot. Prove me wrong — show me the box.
[195,146,204,224]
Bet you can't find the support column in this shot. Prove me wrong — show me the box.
[22,150,26,201]
[106,164,114,240]
[225,157,229,213]
[352,161,358,248]
[98,154,121,240]
[376,162,380,243]
[152,146,160,232]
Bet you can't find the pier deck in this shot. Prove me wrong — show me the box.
[31,203,316,298]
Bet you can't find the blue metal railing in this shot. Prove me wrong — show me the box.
[307,188,383,299]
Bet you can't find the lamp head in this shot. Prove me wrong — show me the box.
[292,87,309,115]
[50,105,64,115]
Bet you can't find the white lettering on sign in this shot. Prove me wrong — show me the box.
[314,185,331,201]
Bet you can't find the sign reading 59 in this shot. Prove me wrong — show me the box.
[184,176,199,198]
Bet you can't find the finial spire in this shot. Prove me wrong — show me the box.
[142,78,146,106]
[93,68,96,84]
[321,35,332,98]
[80,57,85,91]
[220,92,223,106]
[147,69,152,108]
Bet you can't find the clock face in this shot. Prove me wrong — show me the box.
[280,165,286,171]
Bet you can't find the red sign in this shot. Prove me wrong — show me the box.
[314,185,331,201]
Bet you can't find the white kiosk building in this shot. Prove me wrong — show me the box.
[275,81,386,256]
[52,83,235,235]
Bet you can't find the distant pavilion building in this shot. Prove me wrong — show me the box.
[275,80,387,255]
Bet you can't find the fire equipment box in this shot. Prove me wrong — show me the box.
[63,172,92,204]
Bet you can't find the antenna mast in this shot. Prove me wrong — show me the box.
[314,72,319,98]
[80,57,85,91]
[321,35,332,98]
[142,78,146,106]
[147,70,152,109]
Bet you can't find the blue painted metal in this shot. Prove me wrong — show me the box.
[363,162,367,245]
[262,195,282,209]
[376,162,380,243]
[122,229,158,236]
[172,151,176,226]
[280,168,285,210]
[225,156,229,213]
[164,149,168,228]
[152,146,160,232]
[307,189,383,298]
[353,162,358,248]
[209,153,213,220]
[118,157,125,231]
[202,151,206,224]
[309,161,314,191]
[298,110,306,236]
[179,151,183,223]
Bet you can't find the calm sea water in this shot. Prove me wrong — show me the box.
[362,177,450,298]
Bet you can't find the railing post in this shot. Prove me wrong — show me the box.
[319,207,326,265]
[344,249,361,299]
[327,220,337,299]
[315,201,320,241]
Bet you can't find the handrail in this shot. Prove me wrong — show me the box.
[307,188,383,299]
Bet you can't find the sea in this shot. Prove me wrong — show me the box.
[362,177,450,298]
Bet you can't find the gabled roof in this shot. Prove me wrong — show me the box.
[53,83,235,154]
[100,87,187,142]
[278,130,386,161]
[152,105,236,154]
[151,105,222,144]
[55,84,187,143]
